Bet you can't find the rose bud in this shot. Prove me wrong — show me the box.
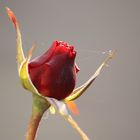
[28,41,80,100]
[6,6,115,114]
[7,7,116,140]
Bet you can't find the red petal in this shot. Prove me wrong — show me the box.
[28,41,77,100]
[29,41,57,68]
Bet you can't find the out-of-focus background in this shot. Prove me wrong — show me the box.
[0,0,140,140]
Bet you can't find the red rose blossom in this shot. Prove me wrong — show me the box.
[28,41,79,100]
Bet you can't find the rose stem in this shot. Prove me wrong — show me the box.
[25,93,50,140]
[60,112,89,140]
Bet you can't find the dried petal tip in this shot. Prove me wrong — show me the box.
[6,7,25,70]
[6,7,18,28]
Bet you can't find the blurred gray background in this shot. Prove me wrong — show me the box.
[0,0,140,140]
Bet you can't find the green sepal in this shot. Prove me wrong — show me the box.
[64,50,116,102]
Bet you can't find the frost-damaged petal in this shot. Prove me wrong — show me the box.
[64,50,116,102]
[6,7,25,72]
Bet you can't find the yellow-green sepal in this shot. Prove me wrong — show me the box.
[64,50,116,102]
[19,45,39,94]
[6,7,25,72]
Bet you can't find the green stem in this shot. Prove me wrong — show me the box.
[25,93,50,140]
